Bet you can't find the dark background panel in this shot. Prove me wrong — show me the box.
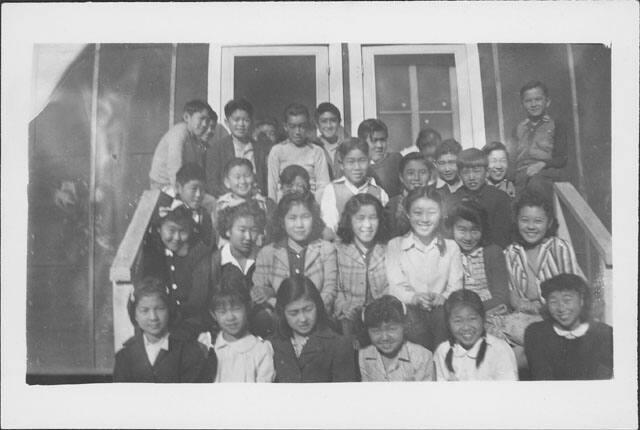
[477,43,500,145]
[175,44,210,124]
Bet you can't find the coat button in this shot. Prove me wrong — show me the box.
[172,284,178,290]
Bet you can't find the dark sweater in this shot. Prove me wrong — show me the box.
[450,184,514,249]
[524,320,613,380]
[369,152,403,198]
[479,244,511,311]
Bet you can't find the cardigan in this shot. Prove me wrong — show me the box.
[252,239,338,313]
[205,135,269,198]
[524,320,613,380]
[113,333,210,382]
[462,244,511,312]
[334,242,388,321]
[271,326,357,382]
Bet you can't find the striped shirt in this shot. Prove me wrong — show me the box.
[461,247,491,302]
[504,237,580,301]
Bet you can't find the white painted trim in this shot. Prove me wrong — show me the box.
[328,43,344,116]
[207,44,222,121]
[492,43,506,144]
[465,43,487,148]
[348,43,364,136]
[359,44,486,148]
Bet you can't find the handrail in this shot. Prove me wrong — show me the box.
[553,182,612,267]
[109,189,161,283]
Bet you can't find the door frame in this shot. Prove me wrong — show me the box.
[207,44,343,130]
[351,44,486,148]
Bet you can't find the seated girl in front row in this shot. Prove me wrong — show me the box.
[271,276,357,382]
[335,193,389,344]
[434,290,518,381]
[113,277,210,383]
[386,186,463,351]
[525,274,612,380]
[359,295,435,382]
[252,192,337,315]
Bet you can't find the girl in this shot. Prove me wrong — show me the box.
[335,194,389,343]
[359,295,435,382]
[525,274,612,380]
[210,283,275,382]
[139,200,213,341]
[386,186,463,351]
[501,190,580,346]
[271,276,357,382]
[113,276,210,382]
[434,290,518,381]
[446,200,510,313]
[252,192,337,315]
[279,164,311,198]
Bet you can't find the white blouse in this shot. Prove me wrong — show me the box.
[214,333,275,382]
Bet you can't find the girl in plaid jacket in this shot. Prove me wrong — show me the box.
[334,193,390,344]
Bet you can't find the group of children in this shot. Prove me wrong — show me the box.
[113,80,612,383]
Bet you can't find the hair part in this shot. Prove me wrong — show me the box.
[336,193,389,244]
[274,275,328,339]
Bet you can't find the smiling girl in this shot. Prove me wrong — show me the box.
[386,186,463,351]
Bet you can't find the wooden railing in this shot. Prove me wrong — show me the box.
[109,189,161,351]
[553,182,612,324]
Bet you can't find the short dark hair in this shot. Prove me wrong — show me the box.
[457,148,488,170]
[363,295,407,328]
[283,103,310,123]
[210,279,252,313]
[279,164,310,188]
[315,102,342,122]
[399,152,431,176]
[357,118,388,141]
[216,200,266,240]
[176,162,205,186]
[540,274,592,322]
[274,275,329,339]
[445,200,490,247]
[434,139,462,160]
[223,157,255,179]
[416,127,442,151]
[270,192,325,243]
[513,190,559,245]
[520,80,549,98]
[338,137,369,160]
[336,193,389,244]
[184,99,213,116]
[224,98,254,119]
[482,141,509,158]
[127,276,178,328]
[153,203,194,232]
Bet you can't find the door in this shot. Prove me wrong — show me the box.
[361,44,485,151]
[218,46,333,129]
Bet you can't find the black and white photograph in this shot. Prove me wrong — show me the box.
[2,2,638,428]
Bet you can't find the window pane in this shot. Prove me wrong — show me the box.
[419,113,455,141]
[374,62,410,112]
[234,56,316,125]
[379,113,412,153]
[417,63,452,111]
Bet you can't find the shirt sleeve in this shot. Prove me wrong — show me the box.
[267,147,280,201]
[379,188,390,207]
[314,146,331,200]
[491,341,519,381]
[414,347,436,381]
[256,341,276,382]
[358,351,373,382]
[180,341,210,383]
[385,239,416,304]
[320,242,338,315]
[443,243,464,298]
[251,246,276,302]
[545,120,568,169]
[433,344,451,381]
[320,184,339,232]
[166,126,189,188]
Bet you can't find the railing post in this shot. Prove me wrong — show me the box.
[113,282,135,351]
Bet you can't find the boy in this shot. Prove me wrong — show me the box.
[320,138,389,232]
[252,118,280,155]
[357,119,403,198]
[451,148,513,248]
[511,80,568,198]
[214,158,275,247]
[312,102,349,180]
[385,152,433,237]
[149,100,213,190]
[267,103,330,202]
[434,139,464,198]
[400,127,442,160]
[157,163,216,249]
[207,98,269,198]
[482,141,516,198]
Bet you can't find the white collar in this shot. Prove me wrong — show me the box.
[436,176,462,192]
[452,336,491,359]
[215,331,258,353]
[143,332,169,350]
[334,175,378,193]
[401,232,439,253]
[553,322,590,339]
[220,243,255,275]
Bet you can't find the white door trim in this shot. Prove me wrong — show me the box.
[356,44,486,148]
